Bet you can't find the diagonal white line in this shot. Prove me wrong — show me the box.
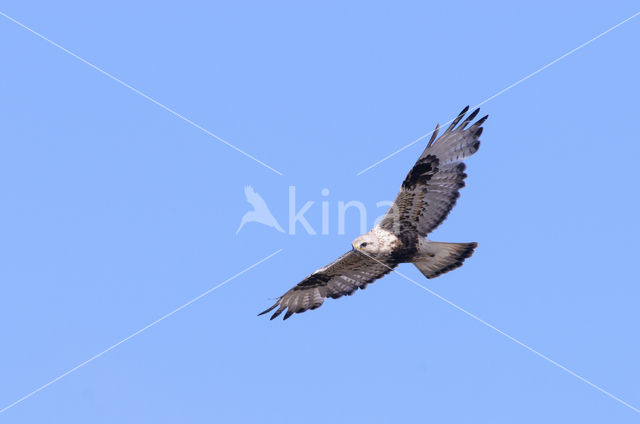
[0,10,283,176]
[404,275,640,414]
[355,250,640,414]
[356,9,640,176]
[0,248,283,415]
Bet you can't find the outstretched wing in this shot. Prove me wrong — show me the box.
[259,250,396,320]
[378,106,487,236]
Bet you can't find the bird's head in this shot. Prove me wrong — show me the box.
[352,233,380,255]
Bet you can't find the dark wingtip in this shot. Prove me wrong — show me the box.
[258,303,278,317]
[427,123,440,148]
[269,304,287,320]
[468,108,480,122]
[460,108,480,129]
[446,106,471,133]
[475,115,489,126]
[270,309,283,320]
[283,310,294,320]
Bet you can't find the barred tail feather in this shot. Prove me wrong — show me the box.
[412,241,477,279]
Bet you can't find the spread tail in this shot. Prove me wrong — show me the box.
[412,241,477,279]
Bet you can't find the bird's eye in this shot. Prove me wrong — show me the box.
[359,242,368,248]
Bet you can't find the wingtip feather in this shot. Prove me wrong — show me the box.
[474,115,489,127]
[461,108,480,128]
[446,106,470,133]
[270,307,284,320]
[258,303,278,317]
[427,123,440,148]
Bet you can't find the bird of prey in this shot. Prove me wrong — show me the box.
[236,185,284,234]
[260,106,486,320]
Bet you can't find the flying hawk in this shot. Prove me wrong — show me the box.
[260,106,487,320]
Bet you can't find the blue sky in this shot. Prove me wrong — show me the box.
[1,1,640,422]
